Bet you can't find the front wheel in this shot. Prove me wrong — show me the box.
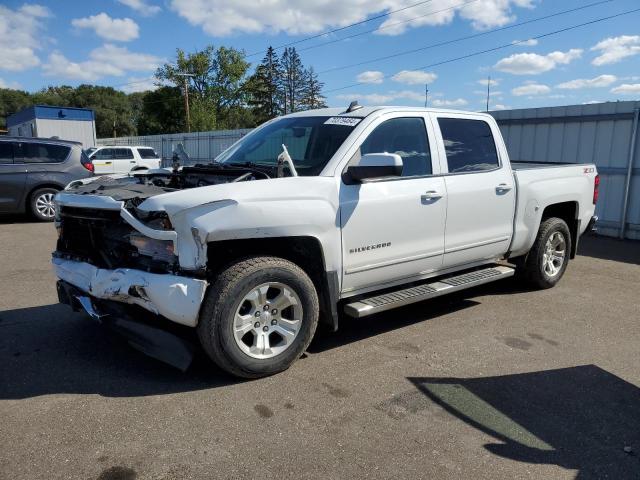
[519,217,571,289]
[197,256,319,378]
[30,187,59,222]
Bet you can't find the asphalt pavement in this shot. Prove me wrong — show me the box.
[1,218,639,480]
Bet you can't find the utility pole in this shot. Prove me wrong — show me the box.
[175,72,195,132]
[486,75,491,112]
[424,83,429,108]
[113,119,116,138]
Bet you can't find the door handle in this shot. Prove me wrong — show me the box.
[130,160,136,163]
[496,183,512,193]
[421,190,443,201]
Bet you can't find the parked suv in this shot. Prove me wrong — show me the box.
[0,137,93,221]
[89,146,161,174]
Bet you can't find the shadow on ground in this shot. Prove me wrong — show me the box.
[410,365,640,478]
[578,235,640,265]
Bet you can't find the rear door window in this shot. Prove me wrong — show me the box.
[438,118,499,173]
[137,148,159,159]
[21,143,71,163]
[114,148,134,159]
[0,142,14,164]
[93,148,115,160]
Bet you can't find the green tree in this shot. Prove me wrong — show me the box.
[0,88,31,129]
[135,86,184,135]
[280,47,305,113]
[300,67,327,110]
[156,45,251,131]
[246,46,283,123]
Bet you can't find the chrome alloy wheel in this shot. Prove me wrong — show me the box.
[35,193,56,218]
[542,231,566,277]
[233,282,303,359]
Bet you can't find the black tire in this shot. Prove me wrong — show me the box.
[29,187,59,222]
[520,217,572,289]
[197,256,319,378]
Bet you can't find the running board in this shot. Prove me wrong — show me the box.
[344,265,515,318]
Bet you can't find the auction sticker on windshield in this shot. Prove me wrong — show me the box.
[324,117,362,127]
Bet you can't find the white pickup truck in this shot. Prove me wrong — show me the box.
[53,105,599,377]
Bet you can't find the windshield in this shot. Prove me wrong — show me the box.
[217,116,360,176]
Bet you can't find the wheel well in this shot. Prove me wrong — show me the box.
[541,201,579,258]
[206,236,339,330]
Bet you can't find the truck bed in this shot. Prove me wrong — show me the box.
[511,161,591,170]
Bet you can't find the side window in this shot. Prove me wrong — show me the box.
[22,143,70,163]
[114,148,134,159]
[438,118,499,173]
[0,142,14,164]
[94,148,114,160]
[360,117,431,177]
[137,148,159,159]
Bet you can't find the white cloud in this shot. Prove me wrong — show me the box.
[494,48,582,75]
[0,77,22,89]
[391,70,437,85]
[72,13,139,42]
[611,84,640,95]
[43,44,162,81]
[511,83,551,96]
[170,0,535,37]
[378,0,535,36]
[556,75,617,90]
[337,90,425,105]
[357,71,384,84]
[491,103,510,110]
[591,35,640,66]
[0,3,51,72]
[119,76,160,93]
[431,98,468,107]
[118,0,162,16]
[512,38,538,46]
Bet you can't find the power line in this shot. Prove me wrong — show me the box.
[325,7,640,94]
[296,0,483,55]
[318,0,612,75]
[247,0,438,57]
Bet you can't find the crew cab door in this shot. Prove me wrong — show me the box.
[432,114,515,268]
[340,114,446,294]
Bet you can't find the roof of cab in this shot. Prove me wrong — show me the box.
[283,106,492,119]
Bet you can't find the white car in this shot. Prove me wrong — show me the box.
[53,105,599,377]
[89,145,161,174]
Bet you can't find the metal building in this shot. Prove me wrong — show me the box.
[491,101,640,240]
[7,105,97,149]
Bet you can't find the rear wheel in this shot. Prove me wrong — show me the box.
[197,256,319,378]
[519,217,571,289]
[30,188,59,222]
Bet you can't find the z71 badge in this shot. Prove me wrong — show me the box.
[350,242,391,254]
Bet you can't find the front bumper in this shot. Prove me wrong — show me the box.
[52,257,208,327]
[57,280,195,370]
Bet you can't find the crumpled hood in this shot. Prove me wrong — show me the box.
[139,176,339,216]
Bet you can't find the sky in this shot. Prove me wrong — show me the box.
[1,0,639,111]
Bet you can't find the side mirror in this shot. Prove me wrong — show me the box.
[346,153,403,183]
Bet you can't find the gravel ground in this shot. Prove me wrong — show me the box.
[1,218,639,480]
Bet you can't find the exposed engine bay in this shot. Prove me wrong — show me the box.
[66,163,273,202]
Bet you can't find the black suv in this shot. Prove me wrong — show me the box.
[0,137,94,221]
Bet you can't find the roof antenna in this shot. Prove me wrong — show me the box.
[345,101,363,113]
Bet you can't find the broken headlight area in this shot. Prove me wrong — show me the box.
[56,206,178,273]
[129,234,175,263]
[127,205,174,231]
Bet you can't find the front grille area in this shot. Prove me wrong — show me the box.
[56,206,175,273]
